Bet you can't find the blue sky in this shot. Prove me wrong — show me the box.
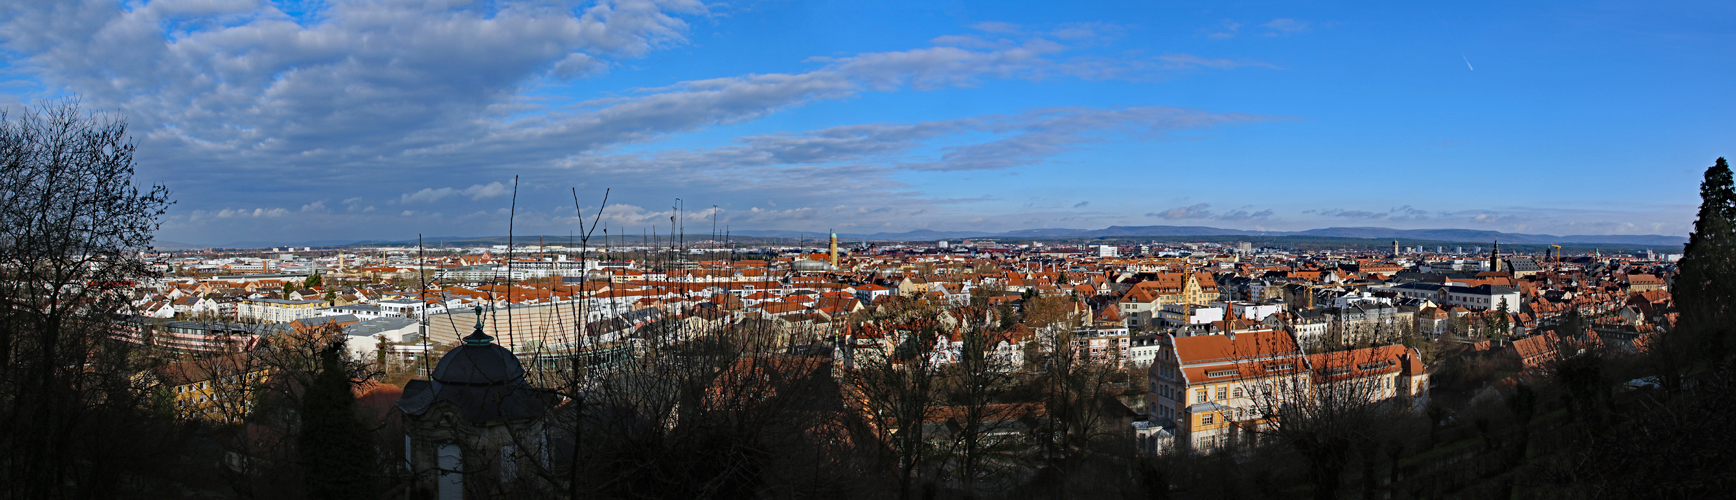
[0,0,1729,245]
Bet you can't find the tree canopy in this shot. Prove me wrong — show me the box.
[0,101,175,498]
[1676,157,1736,359]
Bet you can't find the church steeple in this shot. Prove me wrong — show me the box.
[1489,241,1502,272]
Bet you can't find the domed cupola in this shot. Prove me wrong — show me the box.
[396,306,546,423]
[430,306,527,387]
[395,307,554,498]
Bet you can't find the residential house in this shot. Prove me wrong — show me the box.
[1147,330,1309,453]
[149,353,268,423]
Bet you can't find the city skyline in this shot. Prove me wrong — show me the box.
[0,1,1729,245]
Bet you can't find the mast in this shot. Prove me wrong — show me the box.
[418,234,429,376]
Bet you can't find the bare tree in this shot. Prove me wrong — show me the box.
[1243,342,1410,500]
[933,311,1023,496]
[1012,291,1135,496]
[842,308,946,500]
[0,100,178,498]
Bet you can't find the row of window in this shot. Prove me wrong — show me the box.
[1196,386,1245,403]
[176,372,263,393]
[1194,380,1308,404]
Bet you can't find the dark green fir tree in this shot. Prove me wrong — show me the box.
[298,340,375,500]
[1675,157,1736,360]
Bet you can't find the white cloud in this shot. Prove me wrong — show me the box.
[1207,20,1242,40]
[565,106,1268,180]
[0,0,707,174]
[1155,54,1277,70]
[1145,203,1273,221]
[1262,18,1310,36]
[214,207,290,218]
[401,187,458,204]
[0,3,1293,242]
[400,181,512,204]
[462,181,511,200]
[1147,203,1213,220]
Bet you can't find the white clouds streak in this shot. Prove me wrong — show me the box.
[1,0,705,160]
[0,4,1279,241]
[564,106,1267,181]
[185,207,291,221]
[1147,203,1274,221]
[0,3,1267,182]
[401,182,513,204]
[1262,18,1311,36]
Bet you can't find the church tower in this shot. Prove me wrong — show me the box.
[1489,241,1502,272]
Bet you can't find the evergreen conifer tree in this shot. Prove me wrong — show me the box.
[1675,157,1736,360]
[298,340,375,500]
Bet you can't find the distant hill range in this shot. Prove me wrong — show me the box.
[732,225,1688,247]
[172,225,1686,250]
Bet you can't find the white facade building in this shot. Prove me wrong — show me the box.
[236,299,326,323]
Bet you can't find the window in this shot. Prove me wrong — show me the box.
[500,445,518,483]
[1201,414,1214,425]
[1233,387,1243,398]
[1207,369,1237,378]
[1196,390,1207,403]
[1216,388,1227,400]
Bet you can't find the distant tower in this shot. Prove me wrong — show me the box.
[829,231,839,268]
[1392,240,1399,258]
[1489,241,1503,272]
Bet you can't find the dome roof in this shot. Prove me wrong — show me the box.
[396,310,547,422]
[430,307,525,386]
[430,342,525,386]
